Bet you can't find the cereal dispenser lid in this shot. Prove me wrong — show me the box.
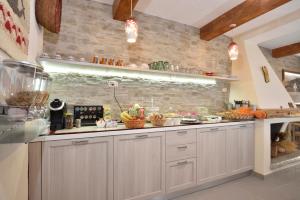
[2,59,44,73]
[36,71,51,79]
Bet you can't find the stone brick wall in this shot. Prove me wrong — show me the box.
[44,0,233,118]
[50,73,229,118]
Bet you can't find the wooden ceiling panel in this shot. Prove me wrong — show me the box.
[272,42,300,58]
[113,0,139,21]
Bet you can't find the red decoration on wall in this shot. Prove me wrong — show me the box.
[0,3,28,52]
[0,4,6,20]
[12,24,17,36]
[4,20,11,33]
[16,35,21,45]
[22,37,26,45]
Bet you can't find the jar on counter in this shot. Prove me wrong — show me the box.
[65,113,73,129]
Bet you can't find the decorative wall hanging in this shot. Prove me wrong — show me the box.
[35,0,62,33]
[261,66,270,83]
[282,69,300,92]
[0,0,30,59]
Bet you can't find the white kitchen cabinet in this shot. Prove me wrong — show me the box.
[226,124,254,174]
[29,123,255,200]
[197,127,227,184]
[166,158,197,193]
[114,132,165,200]
[42,137,113,200]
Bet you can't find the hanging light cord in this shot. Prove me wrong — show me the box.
[130,0,133,18]
[113,87,123,113]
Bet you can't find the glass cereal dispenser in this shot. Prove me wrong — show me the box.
[32,71,52,118]
[0,59,44,108]
[0,60,51,144]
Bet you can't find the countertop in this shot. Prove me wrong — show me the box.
[32,120,254,142]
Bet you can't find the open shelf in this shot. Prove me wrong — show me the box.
[38,58,239,85]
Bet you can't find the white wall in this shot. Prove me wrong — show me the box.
[0,143,28,200]
[0,50,29,200]
[244,41,294,108]
[230,9,300,109]
[0,0,43,199]
[229,39,258,105]
[28,0,43,63]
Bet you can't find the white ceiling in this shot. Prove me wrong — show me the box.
[260,30,300,49]
[259,28,300,57]
[94,0,300,37]
[135,0,244,28]
[96,0,244,29]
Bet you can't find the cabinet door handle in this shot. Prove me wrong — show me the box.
[177,131,188,135]
[176,161,188,166]
[135,134,149,139]
[72,140,89,145]
[177,145,188,149]
[239,125,247,128]
[210,128,219,131]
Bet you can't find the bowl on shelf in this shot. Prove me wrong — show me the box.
[203,72,215,76]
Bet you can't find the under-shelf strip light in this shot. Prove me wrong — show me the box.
[40,60,216,85]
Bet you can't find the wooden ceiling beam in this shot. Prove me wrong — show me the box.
[200,0,291,41]
[272,42,300,58]
[113,0,139,21]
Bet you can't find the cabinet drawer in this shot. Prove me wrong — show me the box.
[166,129,196,145]
[166,143,196,162]
[197,126,226,133]
[166,158,197,193]
[226,124,254,130]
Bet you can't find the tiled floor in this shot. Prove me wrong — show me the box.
[175,165,300,200]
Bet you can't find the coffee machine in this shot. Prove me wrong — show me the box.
[49,99,67,131]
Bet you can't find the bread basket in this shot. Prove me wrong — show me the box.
[151,118,166,127]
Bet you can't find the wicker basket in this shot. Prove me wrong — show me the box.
[151,119,166,127]
[124,120,145,129]
[221,112,254,120]
[36,0,62,33]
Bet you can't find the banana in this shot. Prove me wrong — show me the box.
[120,113,126,120]
[122,112,133,120]
[120,112,133,122]
[120,113,126,122]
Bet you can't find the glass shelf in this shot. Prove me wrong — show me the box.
[38,58,238,85]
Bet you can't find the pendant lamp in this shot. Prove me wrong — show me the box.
[228,41,239,61]
[125,0,138,43]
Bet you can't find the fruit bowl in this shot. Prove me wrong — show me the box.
[124,119,145,129]
[120,104,145,129]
